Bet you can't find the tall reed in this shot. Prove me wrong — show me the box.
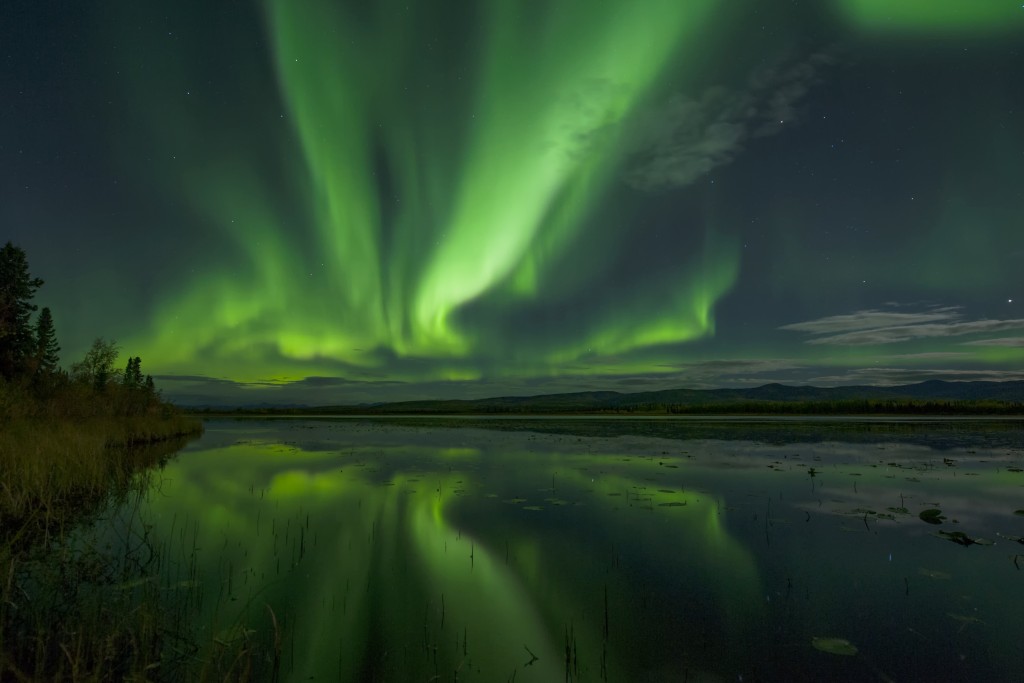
[0,378,208,680]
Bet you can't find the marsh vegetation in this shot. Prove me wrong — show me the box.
[1,241,207,678]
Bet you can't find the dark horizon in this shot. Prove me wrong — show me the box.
[178,378,1024,412]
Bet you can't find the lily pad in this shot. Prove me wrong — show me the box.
[812,637,858,656]
[919,509,946,524]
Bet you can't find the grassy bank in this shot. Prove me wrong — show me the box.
[0,435,195,681]
[0,415,275,682]
[1,380,208,680]
[0,413,201,526]
[0,242,243,679]
[1,378,202,528]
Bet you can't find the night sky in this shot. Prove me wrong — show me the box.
[3,1,1023,406]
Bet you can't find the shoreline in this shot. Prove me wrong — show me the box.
[188,411,1024,421]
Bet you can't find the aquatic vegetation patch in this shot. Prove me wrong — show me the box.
[811,637,858,656]
[918,509,946,524]
[935,530,993,547]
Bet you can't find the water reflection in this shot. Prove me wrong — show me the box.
[136,418,1024,681]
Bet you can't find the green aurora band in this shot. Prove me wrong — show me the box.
[108,0,1022,389]
[127,0,735,384]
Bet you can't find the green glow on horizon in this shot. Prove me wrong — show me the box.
[836,0,1022,33]
[125,0,737,385]
[969,346,1024,364]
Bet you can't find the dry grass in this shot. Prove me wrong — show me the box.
[0,380,211,680]
[0,414,202,525]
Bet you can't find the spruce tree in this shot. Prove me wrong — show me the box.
[0,242,44,379]
[123,357,136,387]
[34,306,60,373]
[122,356,143,387]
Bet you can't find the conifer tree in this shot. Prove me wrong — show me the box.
[123,357,136,387]
[122,356,143,387]
[34,306,60,373]
[0,242,44,379]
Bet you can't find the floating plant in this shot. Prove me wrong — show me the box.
[811,637,858,656]
[919,509,946,525]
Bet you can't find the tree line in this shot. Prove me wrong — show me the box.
[0,241,158,417]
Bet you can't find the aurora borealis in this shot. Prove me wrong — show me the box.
[4,1,1023,405]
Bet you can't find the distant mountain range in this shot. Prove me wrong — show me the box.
[203,380,1024,415]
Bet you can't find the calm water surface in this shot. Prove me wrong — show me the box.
[124,418,1024,681]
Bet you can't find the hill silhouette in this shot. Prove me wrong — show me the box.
[196,380,1024,415]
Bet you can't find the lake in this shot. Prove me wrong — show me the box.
[104,417,1024,681]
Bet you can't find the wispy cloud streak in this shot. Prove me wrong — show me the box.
[782,306,1024,345]
[624,52,834,191]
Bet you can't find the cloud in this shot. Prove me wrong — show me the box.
[805,319,1024,346]
[641,358,813,389]
[781,306,1024,345]
[961,337,1024,347]
[624,52,834,191]
[780,307,960,334]
[284,376,407,388]
[807,367,1024,386]
[659,358,805,377]
[876,352,973,361]
[153,374,242,385]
